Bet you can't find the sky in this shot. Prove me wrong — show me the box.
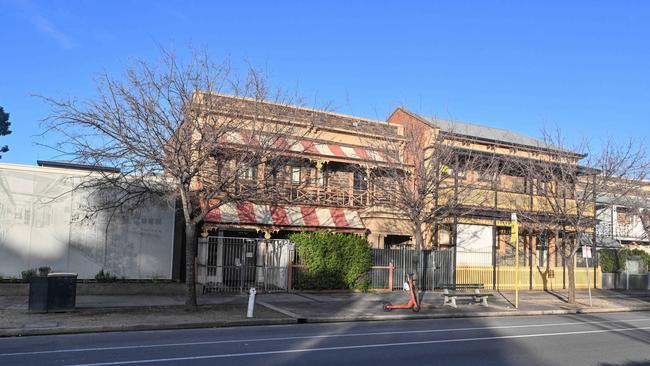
[1,0,649,165]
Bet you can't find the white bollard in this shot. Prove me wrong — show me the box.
[247,288,257,318]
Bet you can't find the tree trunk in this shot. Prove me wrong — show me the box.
[184,223,198,309]
[412,223,424,291]
[567,253,576,304]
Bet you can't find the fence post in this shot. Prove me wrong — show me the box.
[287,260,293,292]
[388,261,394,291]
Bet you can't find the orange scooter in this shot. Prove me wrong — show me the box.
[383,273,420,312]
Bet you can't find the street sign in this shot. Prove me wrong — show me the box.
[582,245,592,259]
[510,213,518,244]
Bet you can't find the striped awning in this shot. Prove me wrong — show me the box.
[224,131,395,164]
[205,202,365,230]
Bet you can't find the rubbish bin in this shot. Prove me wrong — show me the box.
[46,272,77,312]
[28,276,49,313]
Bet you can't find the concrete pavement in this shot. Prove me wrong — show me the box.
[2,311,650,365]
[2,289,650,337]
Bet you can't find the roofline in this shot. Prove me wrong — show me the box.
[391,107,587,159]
[0,162,99,176]
[37,160,120,173]
[197,91,389,126]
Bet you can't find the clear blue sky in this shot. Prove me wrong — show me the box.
[1,0,649,165]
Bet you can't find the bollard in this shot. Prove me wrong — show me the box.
[247,287,257,318]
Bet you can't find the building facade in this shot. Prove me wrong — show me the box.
[596,196,650,251]
[0,162,180,279]
[196,95,597,290]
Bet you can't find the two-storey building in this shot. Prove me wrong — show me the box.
[196,95,598,290]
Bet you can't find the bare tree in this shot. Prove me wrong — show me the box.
[39,48,317,308]
[513,129,648,304]
[365,121,496,283]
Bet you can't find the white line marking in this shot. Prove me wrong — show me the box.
[2,317,650,357]
[65,325,650,366]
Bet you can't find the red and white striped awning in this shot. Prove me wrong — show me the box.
[205,202,365,230]
[223,131,394,163]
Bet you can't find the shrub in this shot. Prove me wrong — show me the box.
[289,232,371,290]
[21,268,37,282]
[598,248,650,273]
[38,266,51,276]
[598,249,618,273]
[95,269,118,283]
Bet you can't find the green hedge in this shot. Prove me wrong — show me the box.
[289,232,371,290]
[598,249,650,273]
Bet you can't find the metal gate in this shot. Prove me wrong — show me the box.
[197,237,293,293]
[369,248,454,291]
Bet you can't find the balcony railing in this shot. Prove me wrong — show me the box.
[436,186,593,216]
[283,186,370,207]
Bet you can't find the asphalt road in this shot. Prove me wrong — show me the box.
[2,312,650,366]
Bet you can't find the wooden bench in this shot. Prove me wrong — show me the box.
[440,284,493,308]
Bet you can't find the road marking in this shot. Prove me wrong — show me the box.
[2,317,650,357]
[64,325,650,366]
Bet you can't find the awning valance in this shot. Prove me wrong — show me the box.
[205,202,365,230]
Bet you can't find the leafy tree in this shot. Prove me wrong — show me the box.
[0,106,11,159]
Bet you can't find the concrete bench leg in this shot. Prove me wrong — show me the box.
[481,296,489,307]
[443,295,457,308]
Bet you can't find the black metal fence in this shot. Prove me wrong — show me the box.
[197,237,293,293]
[368,248,454,291]
[291,247,454,291]
[198,237,456,293]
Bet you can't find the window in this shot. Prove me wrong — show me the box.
[291,166,301,184]
[238,164,257,180]
[353,170,368,190]
[617,207,633,226]
[511,176,526,193]
[438,224,453,246]
[538,179,549,195]
[479,168,497,182]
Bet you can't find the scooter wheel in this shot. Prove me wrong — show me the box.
[412,304,421,313]
[383,302,392,312]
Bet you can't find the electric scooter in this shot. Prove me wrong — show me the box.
[382,273,420,312]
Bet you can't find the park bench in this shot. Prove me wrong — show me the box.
[440,284,493,308]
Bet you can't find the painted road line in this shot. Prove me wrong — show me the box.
[2,317,650,357]
[65,325,650,366]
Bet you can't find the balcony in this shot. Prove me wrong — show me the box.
[282,186,370,207]
[438,185,592,217]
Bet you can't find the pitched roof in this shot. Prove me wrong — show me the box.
[402,109,580,155]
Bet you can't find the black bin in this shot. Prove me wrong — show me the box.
[47,273,77,312]
[28,277,49,313]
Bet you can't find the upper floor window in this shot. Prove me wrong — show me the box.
[290,166,301,184]
[538,179,550,195]
[353,170,368,191]
[238,164,257,181]
[479,168,498,183]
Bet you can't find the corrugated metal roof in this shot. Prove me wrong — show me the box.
[410,110,571,153]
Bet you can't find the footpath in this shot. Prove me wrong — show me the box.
[2,289,650,337]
